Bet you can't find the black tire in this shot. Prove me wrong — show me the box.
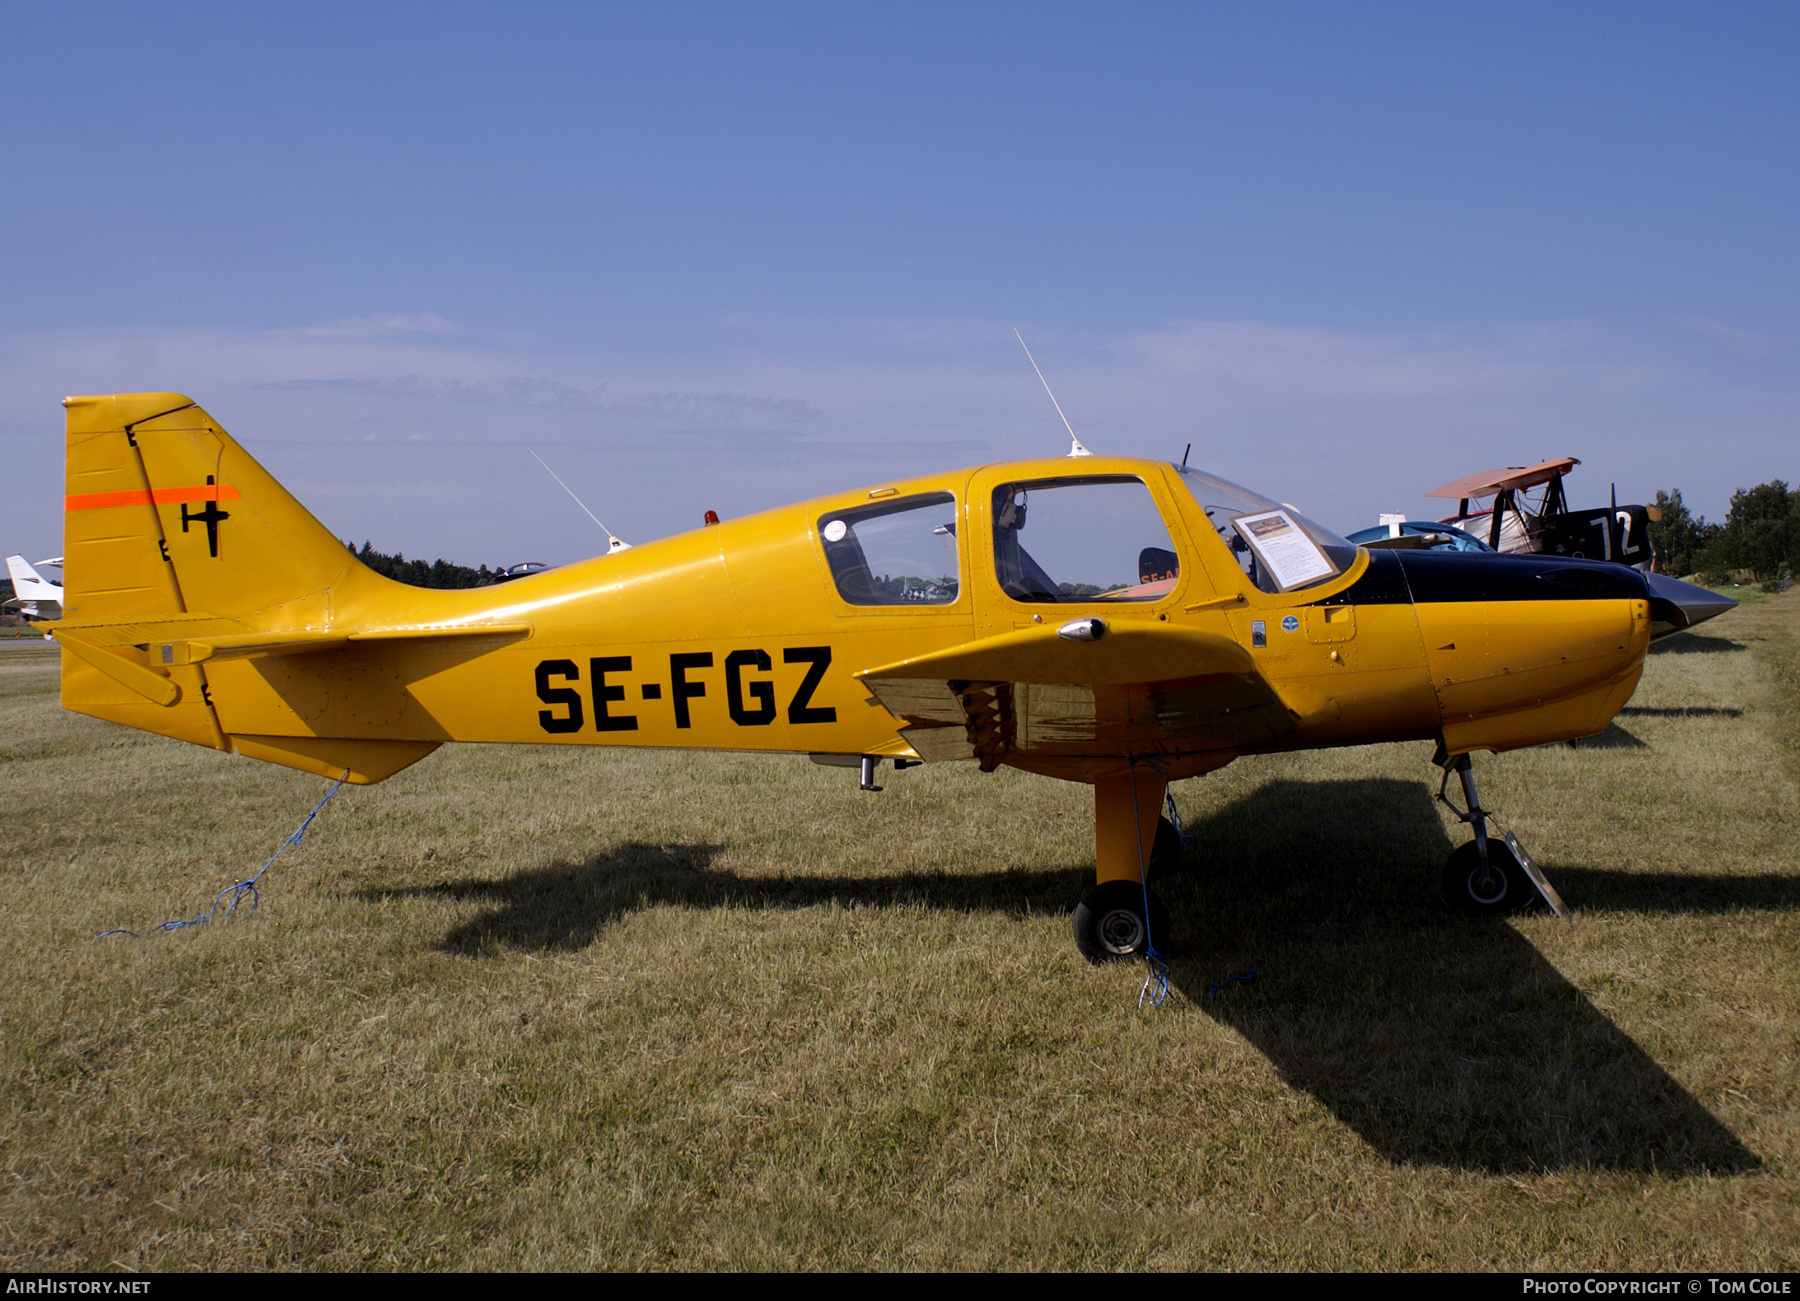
[1072,880,1172,965]
[1147,816,1187,883]
[1441,838,1532,915]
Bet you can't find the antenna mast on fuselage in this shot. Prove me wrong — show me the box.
[529,449,631,554]
[1014,329,1091,458]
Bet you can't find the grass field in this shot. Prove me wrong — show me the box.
[3,594,1798,1270]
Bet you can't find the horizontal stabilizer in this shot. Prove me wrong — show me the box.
[49,614,531,712]
[50,616,530,664]
[191,622,531,661]
[53,628,182,707]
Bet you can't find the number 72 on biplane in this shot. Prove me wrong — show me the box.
[49,394,1732,962]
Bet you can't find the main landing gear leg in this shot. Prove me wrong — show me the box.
[1072,769,1172,964]
[1434,751,1566,917]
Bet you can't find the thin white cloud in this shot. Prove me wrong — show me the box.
[291,314,462,339]
[1668,316,1780,355]
[2,313,1794,566]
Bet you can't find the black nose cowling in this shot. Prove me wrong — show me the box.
[1331,549,1738,643]
[1643,570,1739,639]
[1383,548,1654,604]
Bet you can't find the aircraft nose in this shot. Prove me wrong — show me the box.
[1644,570,1738,639]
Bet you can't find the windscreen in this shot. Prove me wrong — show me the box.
[1171,466,1359,594]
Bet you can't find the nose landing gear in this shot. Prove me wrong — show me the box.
[1435,750,1568,918]
[1442,832,1531,914]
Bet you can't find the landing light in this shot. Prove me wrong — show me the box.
[1058,618,1106,642]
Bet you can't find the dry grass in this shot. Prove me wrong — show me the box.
[2,596,1798,1270]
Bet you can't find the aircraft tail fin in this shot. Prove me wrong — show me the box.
[62,393,357,626]
[6,553,43,591]
[56,394,441,781]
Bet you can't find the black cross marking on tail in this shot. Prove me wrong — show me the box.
[181,475,232,557]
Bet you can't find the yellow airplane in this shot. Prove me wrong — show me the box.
[49,393,1733,962]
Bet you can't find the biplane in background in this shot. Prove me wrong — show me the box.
[47,395,1735,963]
[1424,457,1659,568]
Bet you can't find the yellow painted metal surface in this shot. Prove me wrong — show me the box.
[1094,767,1169,885]
[52,393,1657,848]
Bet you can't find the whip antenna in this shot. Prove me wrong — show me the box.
[1014,328,1091,457]
[529,448,631,553]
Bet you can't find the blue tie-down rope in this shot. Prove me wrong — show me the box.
[97,772,349,939]
[1164,791,1195,847]
[1132,787,1194,1008]
[1206,967,1262,1002]
[1130,758,1171,1010]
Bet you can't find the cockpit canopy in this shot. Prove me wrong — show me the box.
[1170,466,1359,594]
[814,462,1361,608]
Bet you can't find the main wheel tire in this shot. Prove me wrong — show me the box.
[1147,816,1187,883]
[1441,838,1531,915]
[1072,880,1172,965]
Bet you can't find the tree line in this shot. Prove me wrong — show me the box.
[346,541,503,588]
[1649,480,1798,587]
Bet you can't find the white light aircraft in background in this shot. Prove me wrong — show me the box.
[5,555,64,621]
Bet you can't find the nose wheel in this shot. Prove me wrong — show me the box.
[1434,749,1566,917]
[1441,837,1530,914]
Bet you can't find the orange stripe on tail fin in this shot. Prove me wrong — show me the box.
[66,484,244,511]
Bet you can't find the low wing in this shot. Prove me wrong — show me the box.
[858,622,1296,769]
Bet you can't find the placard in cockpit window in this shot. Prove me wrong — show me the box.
[1231,509,1336,592]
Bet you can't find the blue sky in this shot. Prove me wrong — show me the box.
[3,3,1796,565]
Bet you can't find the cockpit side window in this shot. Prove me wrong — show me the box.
[818,492,961,606]
[991,476,1180,604]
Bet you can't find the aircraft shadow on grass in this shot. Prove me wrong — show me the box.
[1649,635,1748,656]
[1158,778,1763,1175]
[1563,705,1751,747]
[1565,722,1648,749]
[374,775,1786,1175]
[370,845,1089,957]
